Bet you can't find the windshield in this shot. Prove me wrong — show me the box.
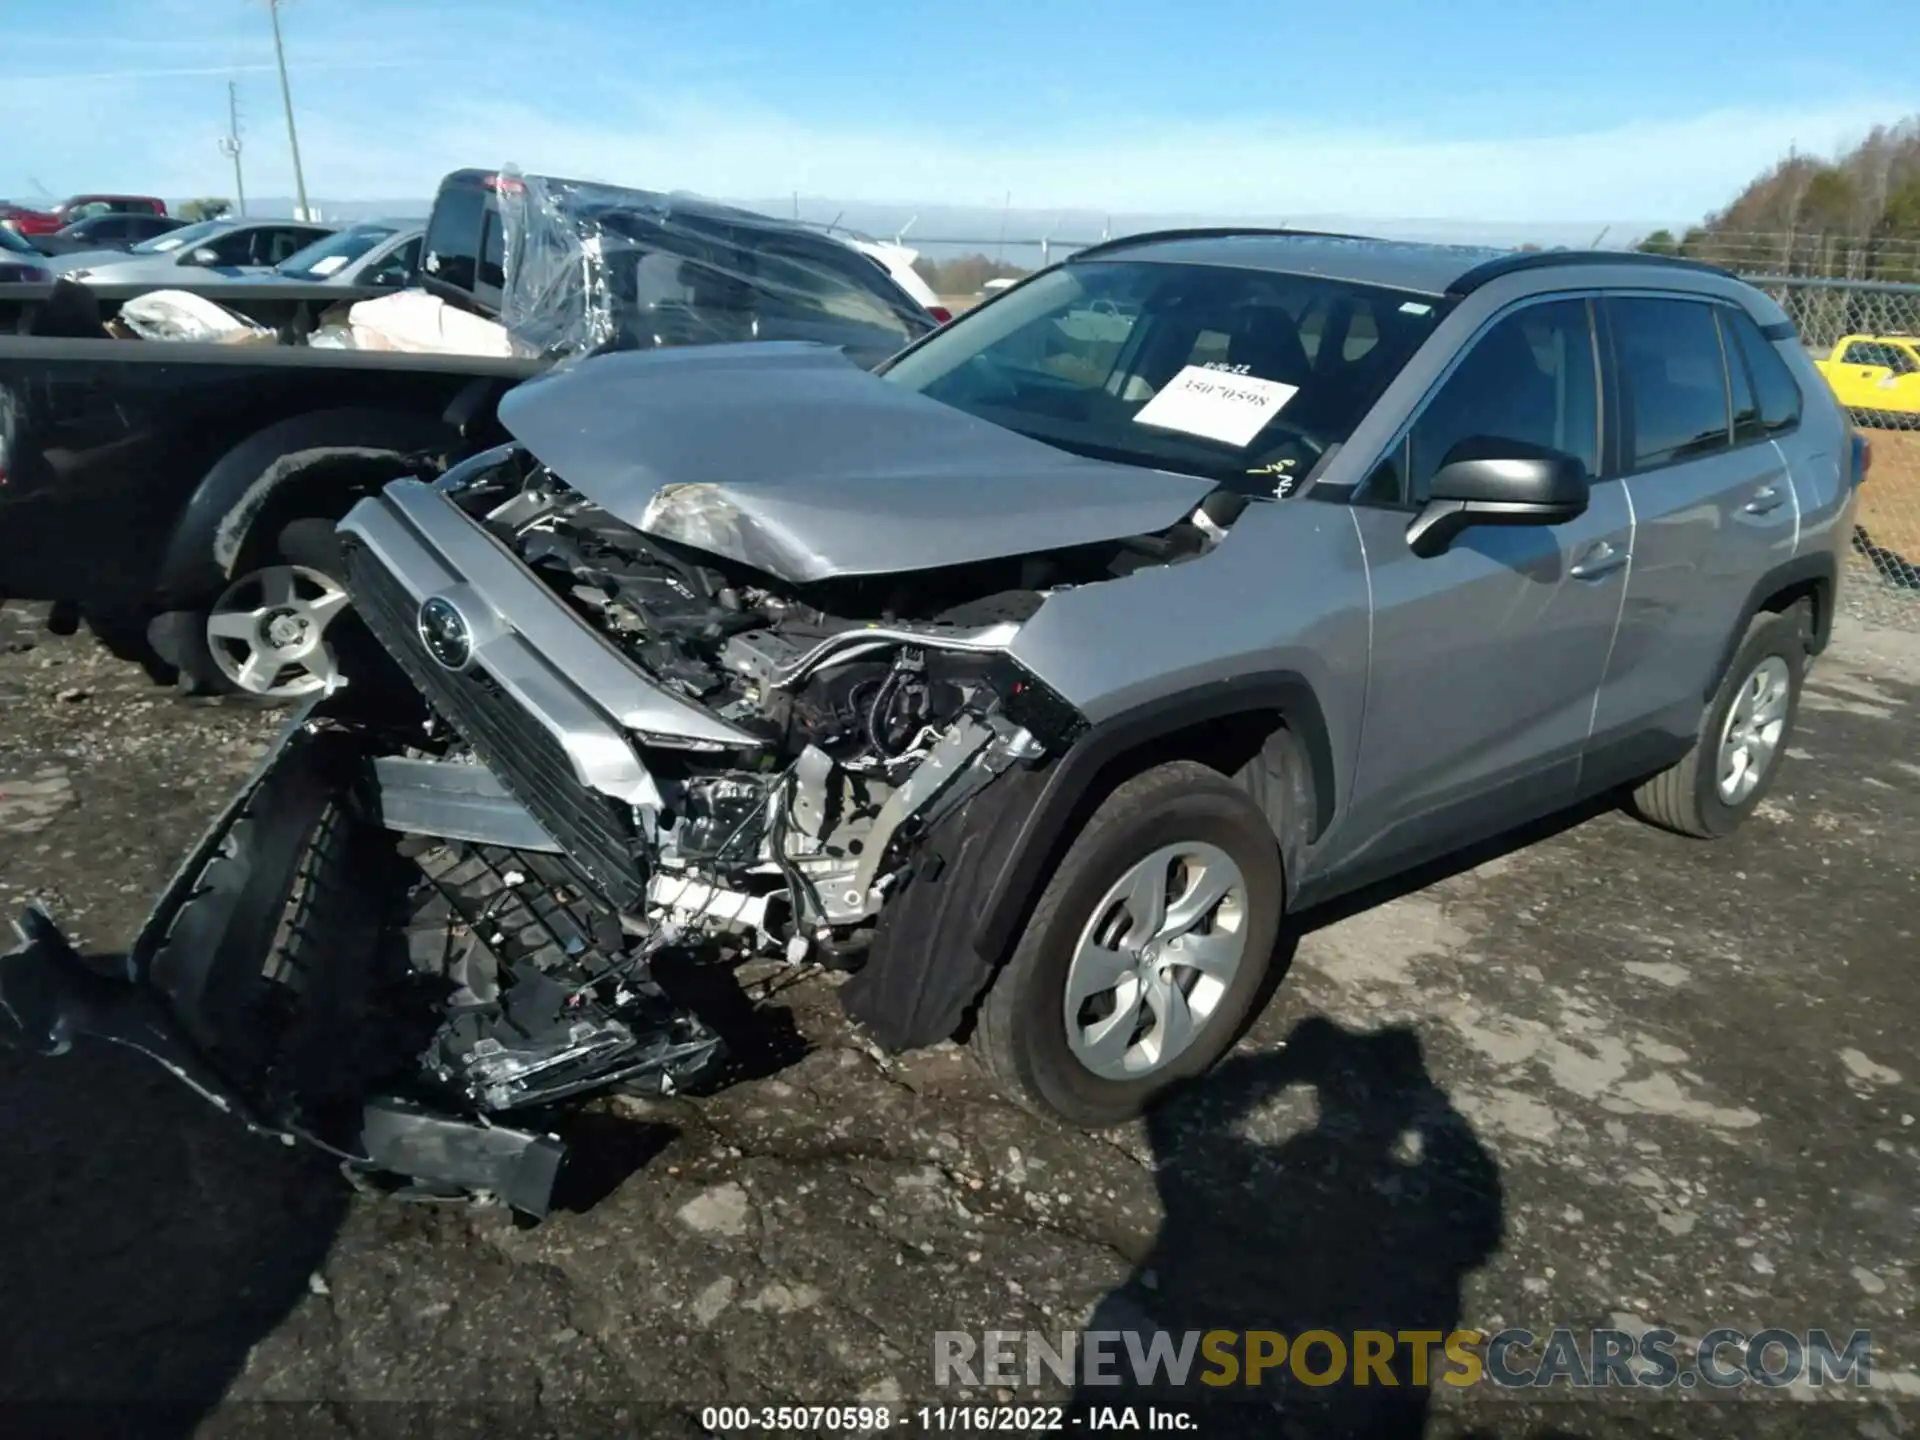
[132,219,228,254]
[275,224,399,279]
[0,224,36,255]
[880,259,1451,489]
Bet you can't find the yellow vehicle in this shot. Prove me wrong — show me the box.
[1812,333,1920,423]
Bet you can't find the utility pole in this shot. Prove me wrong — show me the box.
[267,0,310,220]
[218,81,247,216]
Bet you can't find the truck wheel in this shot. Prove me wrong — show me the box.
[970,760,1283,1128]
[178,518,353,703]
[1628,606,1807,839]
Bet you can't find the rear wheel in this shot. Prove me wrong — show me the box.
[970,761,1284,1127]
[174,518,353,702]
[1628,606,1806,838]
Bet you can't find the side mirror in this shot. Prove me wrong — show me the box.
[184,246,221,266]
[1406,442,1590,558]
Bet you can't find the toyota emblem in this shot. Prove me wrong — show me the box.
[417,596,473,670]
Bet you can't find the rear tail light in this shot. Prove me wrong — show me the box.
[927,305,953,324]
[1852,432,1872,487]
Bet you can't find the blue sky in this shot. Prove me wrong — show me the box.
[4,0,1914,230]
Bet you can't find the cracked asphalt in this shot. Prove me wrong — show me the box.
[1,601,1916,1439]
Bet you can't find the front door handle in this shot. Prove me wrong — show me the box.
[1744,485,1787,515]
[1570,541,1629,580]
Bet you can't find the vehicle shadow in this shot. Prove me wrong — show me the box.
[0,1023,347,1436]
[1068,1016,1505,1438]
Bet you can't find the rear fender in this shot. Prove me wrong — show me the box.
[151,408,456,608]
[1702,550,1837,702]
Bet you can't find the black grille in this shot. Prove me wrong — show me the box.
[344,540,649,911]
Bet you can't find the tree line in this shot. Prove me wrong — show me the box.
[910,253,1031,296]
[1637,116,1920,281]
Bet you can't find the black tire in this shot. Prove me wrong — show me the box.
[173,516,352,703]
[1628,606,1807,839]
[970,760,1284,1128]
[79,604,178,685]
[145,730,390,1111]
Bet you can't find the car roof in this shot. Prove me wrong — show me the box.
[1070,228,1738,297]
[440,167,841,239]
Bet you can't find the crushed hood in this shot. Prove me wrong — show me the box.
[494,342,1216,584]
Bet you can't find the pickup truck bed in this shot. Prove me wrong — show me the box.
[0,332,539,634]
[0,278,395,342]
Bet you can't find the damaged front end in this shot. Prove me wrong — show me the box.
[1,707,725,1217]
[3,349,1249,1214]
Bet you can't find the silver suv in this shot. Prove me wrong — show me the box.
[5,232,1864,1208]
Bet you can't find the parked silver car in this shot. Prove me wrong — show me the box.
[54,217,335,284]
[250,219,425,289]
[3,232,1865,1213]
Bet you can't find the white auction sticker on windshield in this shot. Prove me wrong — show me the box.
[308,255,349,276]
[1132,365,1299,447]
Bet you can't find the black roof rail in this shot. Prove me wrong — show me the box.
[1445,248,1741,296]
[1065,225,1375,263]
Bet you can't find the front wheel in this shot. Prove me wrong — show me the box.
[1628,606,1807,838]
[970,760,1284,1127]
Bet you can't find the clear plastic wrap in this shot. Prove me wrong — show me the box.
[493,168,933,366]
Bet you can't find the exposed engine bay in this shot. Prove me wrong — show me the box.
[1,415,1248,1218]
[405,441,1238,955]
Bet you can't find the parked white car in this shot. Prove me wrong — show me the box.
[828,234,952,323]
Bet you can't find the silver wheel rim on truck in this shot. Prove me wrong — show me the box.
[1717,655,1791,805]
[205,564,350,697]
[1062,841,1250,1080]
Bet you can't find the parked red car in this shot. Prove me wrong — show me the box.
[0,194,168,238]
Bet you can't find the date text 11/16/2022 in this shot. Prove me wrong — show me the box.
[698,1405,1195,1431]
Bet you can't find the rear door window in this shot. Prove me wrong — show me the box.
[473,211,506,307]
[423,183,484,293]
[256,228,313,266]
[1609,297,1732,469]
[365,236,421,287]
[204,228,255,265]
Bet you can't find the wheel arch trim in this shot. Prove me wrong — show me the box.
[1702,550,1836,704]
[151,407,453,609]
[971,671,1336,966]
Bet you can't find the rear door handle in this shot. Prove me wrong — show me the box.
[1570,541,1628,580]
[1744,485,1786,515]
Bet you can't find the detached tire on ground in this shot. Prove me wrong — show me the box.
[172,517,355,703]
[1628,605,1808,839]
[971,760,1284,1128]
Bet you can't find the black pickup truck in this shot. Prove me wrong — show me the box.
[0,168,936,700]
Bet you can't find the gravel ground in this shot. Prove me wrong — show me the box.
[1,602,1916,1439]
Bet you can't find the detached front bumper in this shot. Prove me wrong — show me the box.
[2,904,284,1136]
[0,701,723,1217]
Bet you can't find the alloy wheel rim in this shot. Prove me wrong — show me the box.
[1062,841,1249,1081]
[1716,655,1790,805]
[205,564,350,698]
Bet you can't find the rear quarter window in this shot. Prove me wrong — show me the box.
[1724,307,1803,435]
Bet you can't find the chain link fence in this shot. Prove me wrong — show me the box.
[1742,275,1920,628]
